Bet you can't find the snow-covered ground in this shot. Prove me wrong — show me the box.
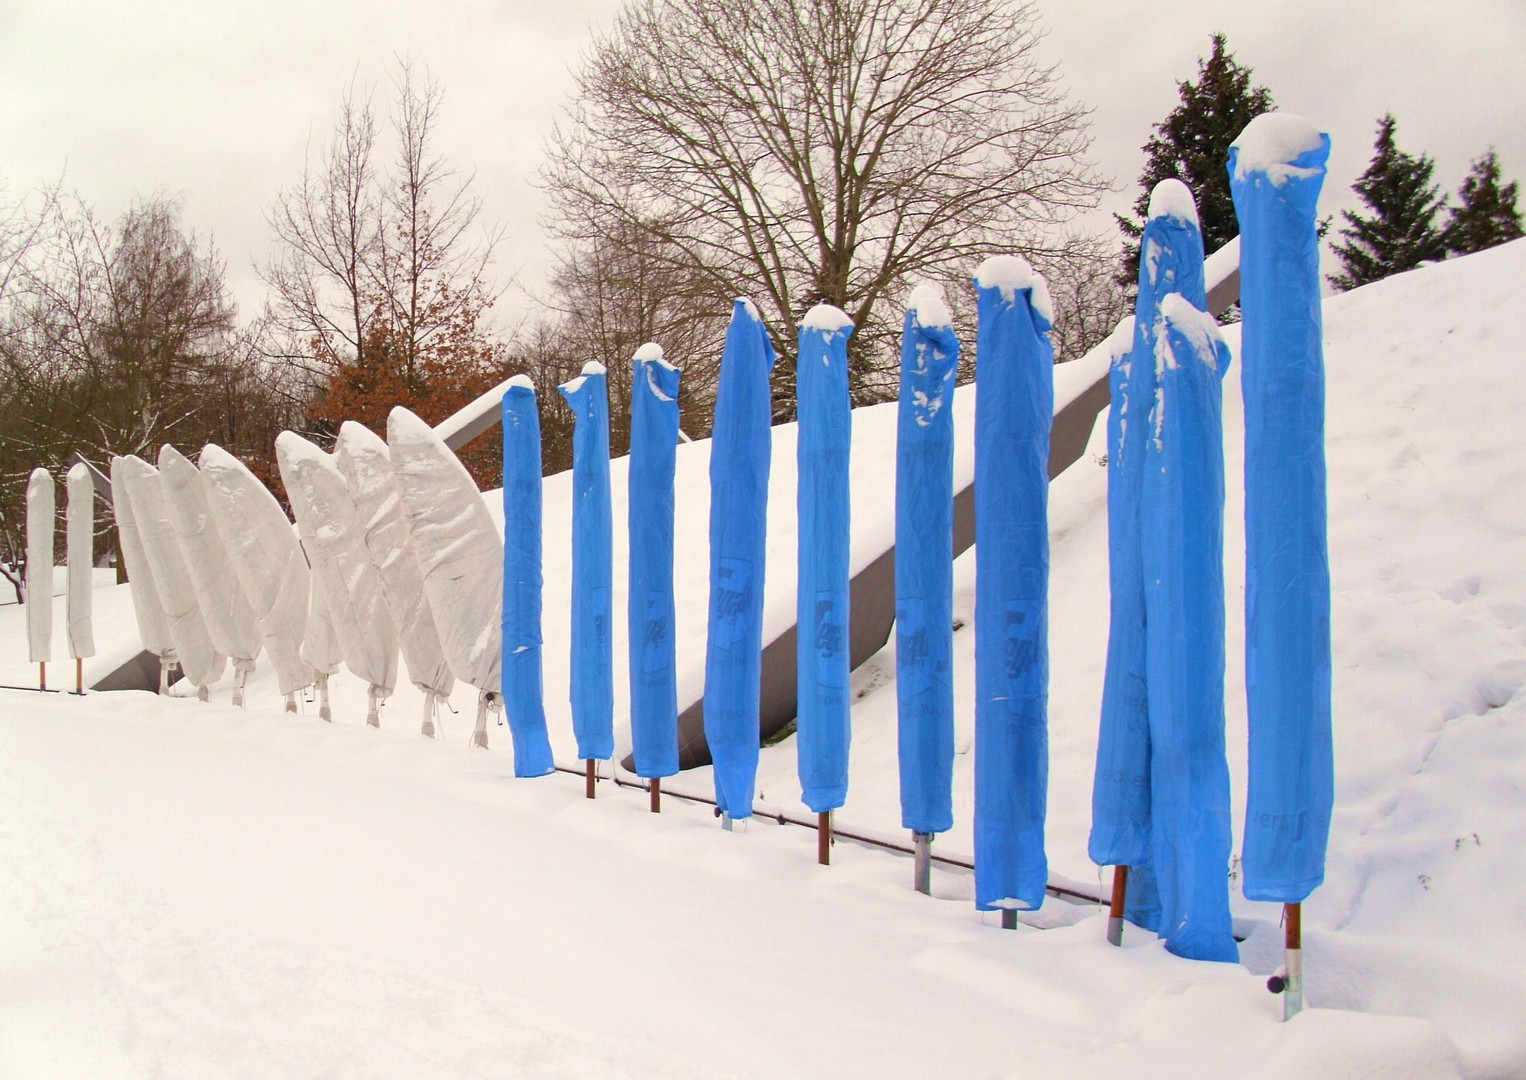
[5,239,1525,1077]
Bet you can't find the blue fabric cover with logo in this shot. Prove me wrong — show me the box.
[628,351,682,778]
[501,383,556,777]
[895,304,960,835]
[795,309,854,813]
[703,300,777,818]
[1230,124,1335,903]
[558,366,614,762]
[972,267,1052,912]
[1090,192,1209,931]
[1143,296,1238,961]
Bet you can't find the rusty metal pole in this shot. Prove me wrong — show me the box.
[75,658,83,695]
[649,777,661,813]
[1283,902,1303,1020]
[817,811,832,865]
[39,662,46,692]
[585,759,596,800]
[1107,865,1130,946]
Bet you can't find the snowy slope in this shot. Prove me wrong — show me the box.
[4,239,1526,1076]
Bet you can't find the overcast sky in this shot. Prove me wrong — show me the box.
[2,0,1521,327]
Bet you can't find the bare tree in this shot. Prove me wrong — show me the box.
[1037,231,1130,365]
[0,193,288,600]
[376,61,502,390]
[264,79,379,388]
[542,223,730,455]
[543,0,1104,418]
[264,60,505,424]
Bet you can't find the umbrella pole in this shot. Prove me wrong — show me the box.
[1107,865,1130,946]
[76,658,83,695]
[1283,902,1303,1020]
[1001,909,1019,931]
[721,811,733,831]
[649,777,661,813]
[913,832,932,895]
[471,692,489,748]
[39,662,46,692]
[817,811,832,865]
[585,759,596,799]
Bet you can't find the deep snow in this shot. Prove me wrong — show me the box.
[5,239,1526,1077]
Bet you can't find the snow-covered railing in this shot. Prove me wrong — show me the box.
[433,379,517,451]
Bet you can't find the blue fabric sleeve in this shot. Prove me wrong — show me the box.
[558,370,615,762]
[628,356,682,778]
[1231,133,1335,904]
[702,300,777,818]
[1142,301,1238,962]
[501,384,556,777]
[795,313,854,813]
[894,309,960,835]
[1090,207,1209,931]
[972,278,1052,912]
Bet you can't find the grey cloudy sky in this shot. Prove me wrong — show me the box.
[2,0,1521,327]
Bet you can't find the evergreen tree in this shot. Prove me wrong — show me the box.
[1446,149,1524,256]
[1116,34,1273,283]
[1329,114,1448,291]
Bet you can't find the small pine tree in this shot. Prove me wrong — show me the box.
[1446,149,1524,256]
[1116,33,1274,283]
[1329,114,1449,291]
